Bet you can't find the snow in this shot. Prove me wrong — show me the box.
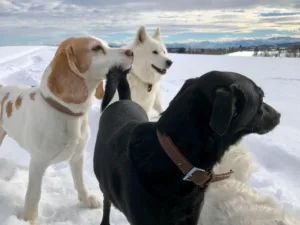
[227,51,254,56]
[0,46,300,224]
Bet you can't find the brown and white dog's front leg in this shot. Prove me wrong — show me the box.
[69,150,100,208]
[23,158,49,225]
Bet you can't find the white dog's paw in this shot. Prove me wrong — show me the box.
[80,194,101,208]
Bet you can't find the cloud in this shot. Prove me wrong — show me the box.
[0,0,300,45]
[260,12,300,16]
[59,0,295,11]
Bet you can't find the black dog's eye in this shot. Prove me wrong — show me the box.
[92,45,103,52]
[152,50,158,54]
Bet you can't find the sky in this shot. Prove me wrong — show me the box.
[0,0,300,45]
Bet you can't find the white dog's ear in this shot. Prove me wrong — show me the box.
[136,26,147,44]
[153,28,161,40]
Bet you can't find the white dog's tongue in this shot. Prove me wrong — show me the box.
[161,69,166,74]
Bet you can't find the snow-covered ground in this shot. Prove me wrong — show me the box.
[226,51,254,56]
[227,50,300,58]
[0,46,300,225]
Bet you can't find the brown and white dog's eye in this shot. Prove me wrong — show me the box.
[92,45,103,52]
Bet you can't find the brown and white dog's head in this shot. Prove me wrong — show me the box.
[42,36,133,106]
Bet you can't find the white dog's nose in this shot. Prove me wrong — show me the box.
[124,49,134,57]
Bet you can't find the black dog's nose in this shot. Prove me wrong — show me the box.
[274,111,281,125]
[277,112,281,118]
[166,60,173,67]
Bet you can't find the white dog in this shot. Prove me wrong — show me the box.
[199,142,300,225]
[95,26,172,117]
[0,36,133,224]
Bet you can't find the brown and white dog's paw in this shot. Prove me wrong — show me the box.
[87,195,101,208]
[24,217,38,225]
[79,194,101,208]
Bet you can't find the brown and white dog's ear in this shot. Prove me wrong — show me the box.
[135,26,147,44]
[153,28,161,40]
[95,81,104,100]
[47,45,88,104]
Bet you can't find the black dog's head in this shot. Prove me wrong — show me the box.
[162,70,280,143]
[204,72,280,137]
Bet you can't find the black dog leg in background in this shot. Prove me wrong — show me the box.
[117,75,131,101]
[100,196,112,225]
[101,67,131,112]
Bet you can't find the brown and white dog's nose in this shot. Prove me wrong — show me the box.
[125,49,134,57]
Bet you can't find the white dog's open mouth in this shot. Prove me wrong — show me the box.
[151,64,166,75]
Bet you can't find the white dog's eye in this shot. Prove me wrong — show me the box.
[152,50,158,54]
[92,45,103,52]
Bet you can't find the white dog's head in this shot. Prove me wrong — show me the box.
[129,26,172,84]
[44,36,133,105]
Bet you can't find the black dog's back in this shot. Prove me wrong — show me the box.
[96,100,148,147]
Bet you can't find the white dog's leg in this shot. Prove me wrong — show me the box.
[69,153,100,208]
[153,86,164,114]
[23,158,49,224]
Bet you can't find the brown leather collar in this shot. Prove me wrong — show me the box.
[41,93,84,117]
[156,130,233,187]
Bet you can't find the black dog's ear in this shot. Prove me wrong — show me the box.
[209,88,235,136]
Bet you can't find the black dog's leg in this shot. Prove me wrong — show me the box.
[117,75,131,101]
[101,74,119,112]
[100,196,111,225]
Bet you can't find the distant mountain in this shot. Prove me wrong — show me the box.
[23,36,300,50]
[109,37,300,49]
[165,37,300,49]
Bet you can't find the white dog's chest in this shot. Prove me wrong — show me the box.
[129,78,158,112]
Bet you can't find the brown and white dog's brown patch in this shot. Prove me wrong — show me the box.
[0,93,9,120]
[30,92,36,101]
[15,95,22,109]
[6,101,13,118]
[95,81,104,100]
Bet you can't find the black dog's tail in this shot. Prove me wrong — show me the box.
[101,67,131,112]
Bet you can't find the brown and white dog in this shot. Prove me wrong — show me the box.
[0,36,133,224]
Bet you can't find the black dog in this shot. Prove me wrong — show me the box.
[93,70,281,225]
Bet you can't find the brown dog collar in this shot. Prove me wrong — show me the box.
[156,130,233,187]
[41,93,84,117]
